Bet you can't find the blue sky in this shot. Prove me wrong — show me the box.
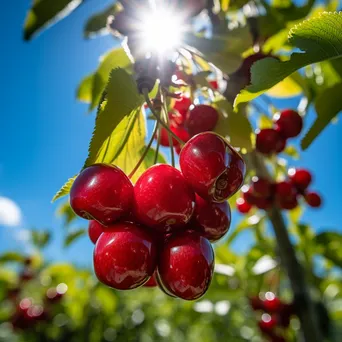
[0,1,341,268]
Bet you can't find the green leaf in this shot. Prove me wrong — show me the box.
[90,48,132,110]
[283,145,300,159]
[54,68,144,200]
[52,175,77,202]
[84,4,120,39]
[64,229,86,247]
[24,0,84,41]
[314,231,342,268]
[213,98,253,151]
[76,74,94,104]
[56,201,77,226]
[184,25,253,74]
[258,114,273,129]
[31,230,51,248]
[301,82,342,150]
[0,252,25,263]
[235,12,342,107]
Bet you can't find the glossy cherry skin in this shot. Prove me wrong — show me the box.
[93,222,157,290]
[277,195,298,210]
[173,96,192,118]
[288,168,312,192]
[236,197,252,214]
[255,197,273,210]
[258,315,277,334]
[134,164,195,233]
[186,105,219,137]
[242,185,259,205]
[180,132,246,203]
[251,176,273,198]
[88,220,104,244]
[305,192,322,208]
[263,294,283,313]
[274,109,303,138]
[70,164,133,225]
[157,231,214,300]
[275,181,297,199]
[256,129,287,155]
[192,194,231,242]
[158,125,190,147]
[143,273,158,287]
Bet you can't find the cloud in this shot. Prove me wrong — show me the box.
[0,196,22,226]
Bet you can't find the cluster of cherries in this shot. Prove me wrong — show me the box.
[256,109,303,155]
[249,292,295,342]
[70,132,246,301]
[7,258,67,330]
[153,95,219,155]
[236,168,322,213]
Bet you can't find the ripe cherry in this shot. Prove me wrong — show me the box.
[143,273,158,287]
[93,222,157,290]
[70,164,133,225]
[242,185,258,205]
[274,109,303,138]
[277,195,298,210]
[157,231,214,300]
[180,132,246,202]
[186,104,219,137]
[88,220,104,244]
[173,96,192,118]
[275,181,297,199]
[236,197,252,214]
[158,126,190,147]
[263,293,283,313]
[251,176,273,198]
[249,296,265,311]
[192,194,231,242]
[209,80,219,90]
[288,168,312,192]
[305,192,322,208]
[258,314,277,334]
[254,197,273,210]
[256,128,287,155]
[134,164,195,233]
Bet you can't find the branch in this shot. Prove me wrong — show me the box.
[249,151,322,342]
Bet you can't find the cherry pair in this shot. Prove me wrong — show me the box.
[71,132,246,300]
[256,109,303,155]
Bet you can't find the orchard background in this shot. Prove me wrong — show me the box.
[0,0,342,341]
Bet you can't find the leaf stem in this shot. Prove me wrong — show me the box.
[142,88,184,145]
[128,121,158,179]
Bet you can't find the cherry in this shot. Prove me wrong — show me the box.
[143,273,158,287]
[256,128,287,155]
[186,104,219,137]
[251,176,273,198]
[180,132,246,202]
[258,314,277,334]
[249,296,265,311]
[93,222,157,290]
[88,220,104,244]
[288,168,312,192]
[263,293,283,313]
[158,125,190,147]
[157,231,214,300]
[175,145,182,155]
[254,197,273,210]
[277,195,298,210]
[236,197,252,214]
[134,164,195,233]
[275,181,297,199]
[305,192,322,208]
[192,194,231,242]
[209,80,219,90]
[173,96,192,118]
[273,109,303,138]
[70,164,133,225]
[242,185,258,205]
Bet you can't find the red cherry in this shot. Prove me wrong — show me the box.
[192,194,231,242]
[305,192,322,208]
[251,176,273,198]
[263,294,283,313]
[236,197,252,214]
[186,105,219,137]
[242,185,258,205]
[256,129,287,155]
[275,181,297,199]
[143,273,158,287]
[180,132,246,202]
[173,96,192,118]
[274,109,303,138]
[277,195,298,210]
[70,164,133,225]
[209,80,219,90]
[134,164,195,233]
[158,126,190,147]
[288,168,312,192]
[249,296,265,311]
[93,222,157,290]
[258,314,277,334]
[175,145,182,155]
[157,231,214,300]
[254,197,273,210]
[88,220,104,244]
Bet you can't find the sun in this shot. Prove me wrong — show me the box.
[138,5,186,55]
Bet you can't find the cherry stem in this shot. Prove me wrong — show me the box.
[154,121,161,164]
[142,89,184,145]
[128,120,158,179]
[162,92,175,167]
